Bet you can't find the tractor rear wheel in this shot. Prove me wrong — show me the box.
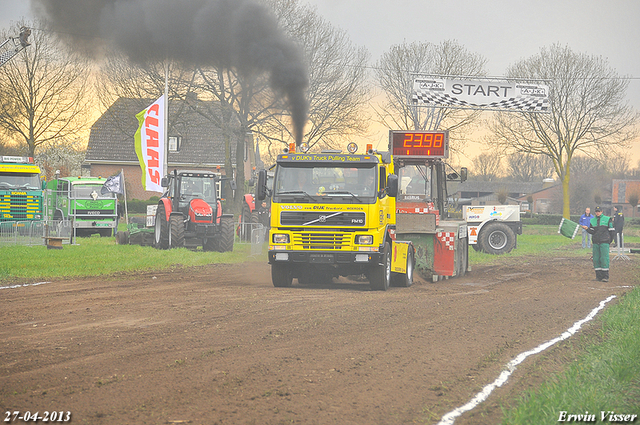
[154,204,170,249]
[170,214,185,248]
[216,216,235,252]
[241,203,252,242]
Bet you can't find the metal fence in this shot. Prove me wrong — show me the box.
[0,219,75,247]
[0,220,46,247]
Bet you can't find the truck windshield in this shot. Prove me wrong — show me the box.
[273,165,377,203]
[0,172,41,190]
[398,165,431,200]
[72,184,115,199]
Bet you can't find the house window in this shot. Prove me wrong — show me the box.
[168,136,181,152]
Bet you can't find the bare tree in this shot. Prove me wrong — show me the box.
[505,152,554,182]
[194,0,371,209]
[374,40,487,153]
[36,138,86,179]
[488,44,638,218]
[599,150,631,178]
[261,0,371,156]
[471,152,502,181]
[0,20,92,157]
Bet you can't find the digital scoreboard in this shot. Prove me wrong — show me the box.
[389,130,449,159]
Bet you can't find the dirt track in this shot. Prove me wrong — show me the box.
[1,248,637,425]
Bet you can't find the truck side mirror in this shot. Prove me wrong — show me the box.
[256,170,267,201]
[386,174,398,198]
[161,176,170,188]
[460,167,468,183]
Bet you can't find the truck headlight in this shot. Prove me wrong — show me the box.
[356,235,373,245]
[272,234,289,244]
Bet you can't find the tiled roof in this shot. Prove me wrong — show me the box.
[85,98,236,166]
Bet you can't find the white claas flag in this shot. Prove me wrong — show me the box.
[134,95,165,193]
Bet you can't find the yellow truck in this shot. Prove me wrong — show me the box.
[256,141,418,290]
[257,131,470,290]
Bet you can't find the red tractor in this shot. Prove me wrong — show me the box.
[154,169,234,251]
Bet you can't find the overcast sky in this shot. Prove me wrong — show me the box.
[305,0,640,102]
[2,0,639,163]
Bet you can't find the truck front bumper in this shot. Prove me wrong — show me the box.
[268,250,383,266]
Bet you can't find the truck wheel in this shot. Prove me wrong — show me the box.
[478,222,515,255]
[272,264,293,287]
[457,238,468,277]
[369,242,391,291]
[170,215,185,248]
[392,247,414,287]
[216,216,235,252]
[154,204,170,249]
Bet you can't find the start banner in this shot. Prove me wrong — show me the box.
[134,95,165,193]
[411,77,550,113]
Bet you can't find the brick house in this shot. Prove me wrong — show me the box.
[611,179,640,218]
[83,97,255,200]
[516,183,562,214]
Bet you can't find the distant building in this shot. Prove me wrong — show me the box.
[83,97,255,200]
[455,181,546,205]
[611,179,640,217]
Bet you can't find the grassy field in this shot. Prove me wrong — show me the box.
[1,224,639,423]
[470,224,640,267]
[0,236,259,282]
[496,226,640,424]
[502,286,640,424]
[0,223,637,281]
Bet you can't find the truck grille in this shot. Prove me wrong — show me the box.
[0,193,41,220]
[281,211,365,227]
[292,232,349,250]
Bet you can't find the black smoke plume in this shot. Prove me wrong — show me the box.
[31,0,308,144]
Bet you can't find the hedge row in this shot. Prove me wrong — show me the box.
[125,197,160,214]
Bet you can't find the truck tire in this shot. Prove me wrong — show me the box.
[272,264,293,287]
[391,247,414,287]
[369,241,391,291]
[457,238,468,277]
[216,216,235,252]
[478,222,515,255]
[170,215,185,248]
[154,204,170,249]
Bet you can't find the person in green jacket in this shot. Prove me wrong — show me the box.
[581,206,615,282]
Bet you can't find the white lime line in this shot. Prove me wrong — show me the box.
[0,281,51,290]
[437,295,617,425]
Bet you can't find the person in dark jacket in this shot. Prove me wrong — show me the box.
[582,206,614,282]
[612,205,625,247]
